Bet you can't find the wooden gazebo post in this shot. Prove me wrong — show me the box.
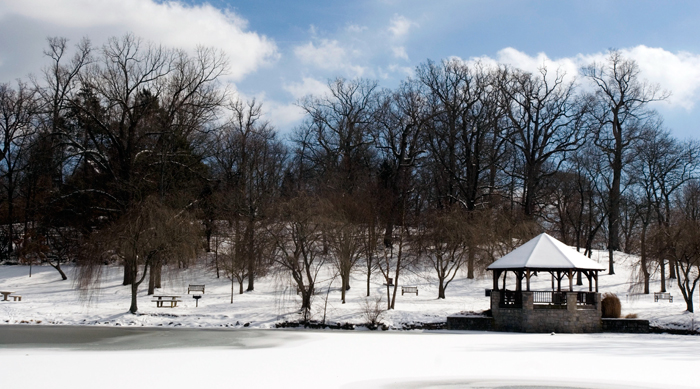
[526,269,531,291]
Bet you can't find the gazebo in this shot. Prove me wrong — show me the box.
[486,233,606,333]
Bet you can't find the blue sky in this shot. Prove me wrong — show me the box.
[2,0,700,138]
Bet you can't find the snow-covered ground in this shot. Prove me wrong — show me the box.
[2,250,700,388]
[0,249,697,331]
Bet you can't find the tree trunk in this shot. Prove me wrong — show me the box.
[301,290,312,311]
[49,261,68,281]
[385,283,391,310]
[522,167,538,217]
[230,274,235,304]
[640,224,650,294]
[214,236,220,278]
[438,279,445,299]
[205,227,212,253]
[660,258,666,293]
[7,173,14,258]
[246,219,255,292]
[669,258,677,279]
[608,148,622,275]
[340,274,347,304]
[148,264,156,295]
[123,263,135,285]
[467,243,475,279]
[366,264,371,297]
[129,281,139,314]
[147,262,162,295]
[155,264,161,289]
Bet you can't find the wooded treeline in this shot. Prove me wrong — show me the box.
[3,35,700,313]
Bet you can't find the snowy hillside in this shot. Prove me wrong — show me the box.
[0,249,697,331]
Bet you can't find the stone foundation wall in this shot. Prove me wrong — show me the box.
[446,316,494,331]
[491,291,602,333]
[602,318,650,333]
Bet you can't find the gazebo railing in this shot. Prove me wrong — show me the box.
[498,290,597,309]
[533,291,567,306]
[576,292,596,307]
[499,290,522,308]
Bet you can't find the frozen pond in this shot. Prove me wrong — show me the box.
[1,326,698,389]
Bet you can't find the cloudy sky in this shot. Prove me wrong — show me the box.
[2,0,700,138]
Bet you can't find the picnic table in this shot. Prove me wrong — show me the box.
[152,295,182,308]
[0,291,14,301]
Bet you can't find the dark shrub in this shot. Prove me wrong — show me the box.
[601,293,621,318]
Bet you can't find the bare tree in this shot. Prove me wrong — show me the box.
[377,209,418,310]
[375,80,428,247]
[632,126,699,292]
[295,78,378,196]
[221,226,248,298]
[360,210,382,296]
[417,59,497,213]
[77,197,200,313]
[415,207,469,299]
[582,50,668,275]
[210,98,286,291]
[61,34,227,284]
[651,181,700,312]
[268,195,327,318]
[0,81,38,258]
[35,36,92,181]
[499,64,590,218]
[326,214,363,304]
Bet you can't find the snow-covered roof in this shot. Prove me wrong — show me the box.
[487,233,606,271]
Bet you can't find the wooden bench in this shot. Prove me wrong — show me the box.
[654,292,673,302]
[401,286,418,296]
[10,295,21,301]
[188,284,205,294]
[152,295,182,308]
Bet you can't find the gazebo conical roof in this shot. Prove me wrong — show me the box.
[487,233,605,271]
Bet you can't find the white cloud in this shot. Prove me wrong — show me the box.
[295,39,346,68]
[263,100,306,134]
[392,46,409,61]
[346,24,367,34]
[388,15,415,39]
[622,46,700,110]
[294,39,366,77]
[0,0,277,82]
[463,46,700,111]
[283,77,328,99]
[387,64,414,78]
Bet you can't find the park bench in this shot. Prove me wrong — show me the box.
[152,295,182,308]
[10,295,21,301]
[654,292,673,302]
[188,284,205,294]
[401,286,418,296]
